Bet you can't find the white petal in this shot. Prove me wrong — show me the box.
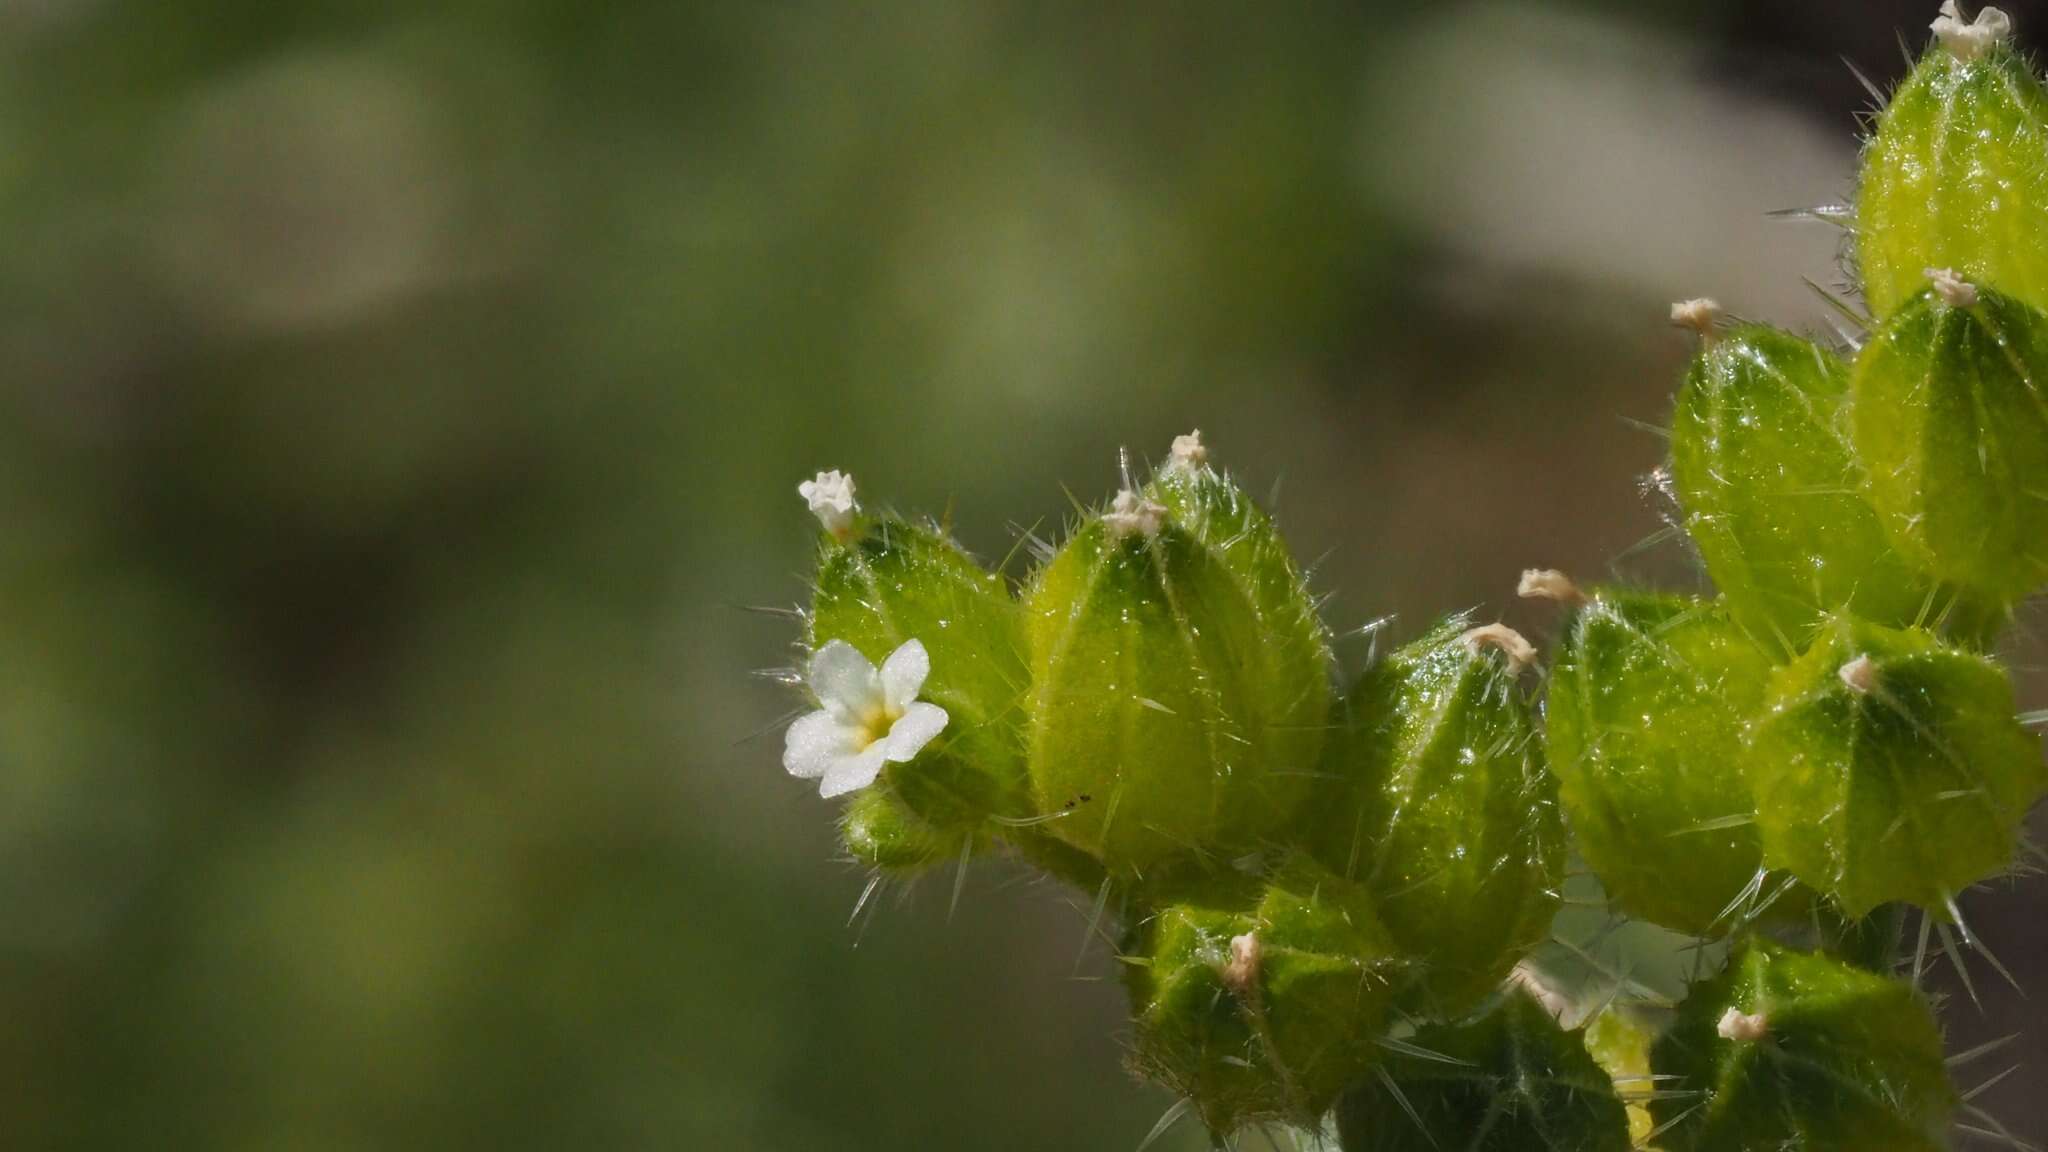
[783,710,863,780]
[883,701,949,763]
[819,742,889,799]
[808,640,880,719]
[879,638,931,710]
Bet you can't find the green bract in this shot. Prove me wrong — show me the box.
[1749,615,2045,916]
[1583,1007,1657,1147]
[1670,324,1954,649]
[1650,939,1954,1152]
[1545,591,1795,936]
[1852,281,2048,609]
[1333,988,1633,1152]
[1310,616,1563,1019]
[810,516,1030,832]
[1858,25,2048,319]
[1024,466,1327,874]
[1127,857,1402,1132]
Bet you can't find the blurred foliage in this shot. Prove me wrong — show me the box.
[0,1,2040,1149]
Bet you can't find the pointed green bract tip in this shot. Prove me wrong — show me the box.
[1750,615,2045,916]
[1858,31,2048,319]
[1670,324,1959,650]
[1584,1007,1658,1146]
[1127,856,1402,1133]
[1309,615,1563,1020]
[809,516,1029,831]
[1023,462,1328,873]
[1334,988,1633,1152]
[1649,939,1955,1151]
[1546,591,1809,936]
[1851,283,2048,610]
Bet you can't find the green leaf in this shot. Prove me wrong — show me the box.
[1545,591,1806,936]
[1851,282,2048,610]
[1649,939,1954,1152]
[1335,988,1633,1152]
[1858,39,2048,319]
[1750,615,2046,915]
[1309,615,1563,1020]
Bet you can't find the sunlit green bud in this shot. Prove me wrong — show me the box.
[1670,323,1964,649]
[1127,857,1403,1132]
[1333,989,1633,1152]
[1309,615,1563,1020]
[1851,278,2048,608]
[1024,438,1328,873]
[1144,431,1332,732]
[805,492,1029,832]
[839,788,968,874]
[1546,591,1804,936]
[1857,6,2048,319]
[1649,939,1954,1152]
[1749,615,2045,916]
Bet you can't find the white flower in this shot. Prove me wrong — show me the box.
[1926,267,1979,309]
[1838,654,1879,696]
[1103,489,1167,539]
[1670,297,1722,336]
[1716,1007,1769,1043]
[783,638,949,799]
[1165,429,1209,473]
[1933,2,2011,61]
[1460,623,1537,675]
[799,470,860,540]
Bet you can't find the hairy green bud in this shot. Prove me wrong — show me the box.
[1127,857,1402,1132]
[1858,13,2048,319]
[1750,615,2045,915]
[1024,442,1327,873]
[1670,324,1959,649]
[1334,988,1633,1152]
[1650,939,1954,1151]
[1851,280,2048,610]
[1546,592,1800,935]
[809,514,1030,830]
[839,788,968,873]
[1311,615,1563,1019]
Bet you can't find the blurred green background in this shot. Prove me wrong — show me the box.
[2,1,2043,1148]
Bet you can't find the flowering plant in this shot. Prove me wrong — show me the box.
[767,6,2048,1148]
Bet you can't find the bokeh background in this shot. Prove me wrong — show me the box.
[3,0,2045,1147]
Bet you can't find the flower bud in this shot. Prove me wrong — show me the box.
[1334,988,1633,1152]
[1546,592,1804,935]
[1650,939,1954,1151]
[839,788,968,874]
[1670,324,1967,648]
[1127,857,1403,1132]
[809,516,1029,831]
[1309,615,1564,1020]
[1851,281,2048,609]
[1749,616,2045,915]
[1024,452,1328,873]
[1858,15,2048,319]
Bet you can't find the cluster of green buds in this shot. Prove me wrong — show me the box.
[1535,5,2048,1148]
[770,5,2048,1147]
[780,432,1571,1140]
